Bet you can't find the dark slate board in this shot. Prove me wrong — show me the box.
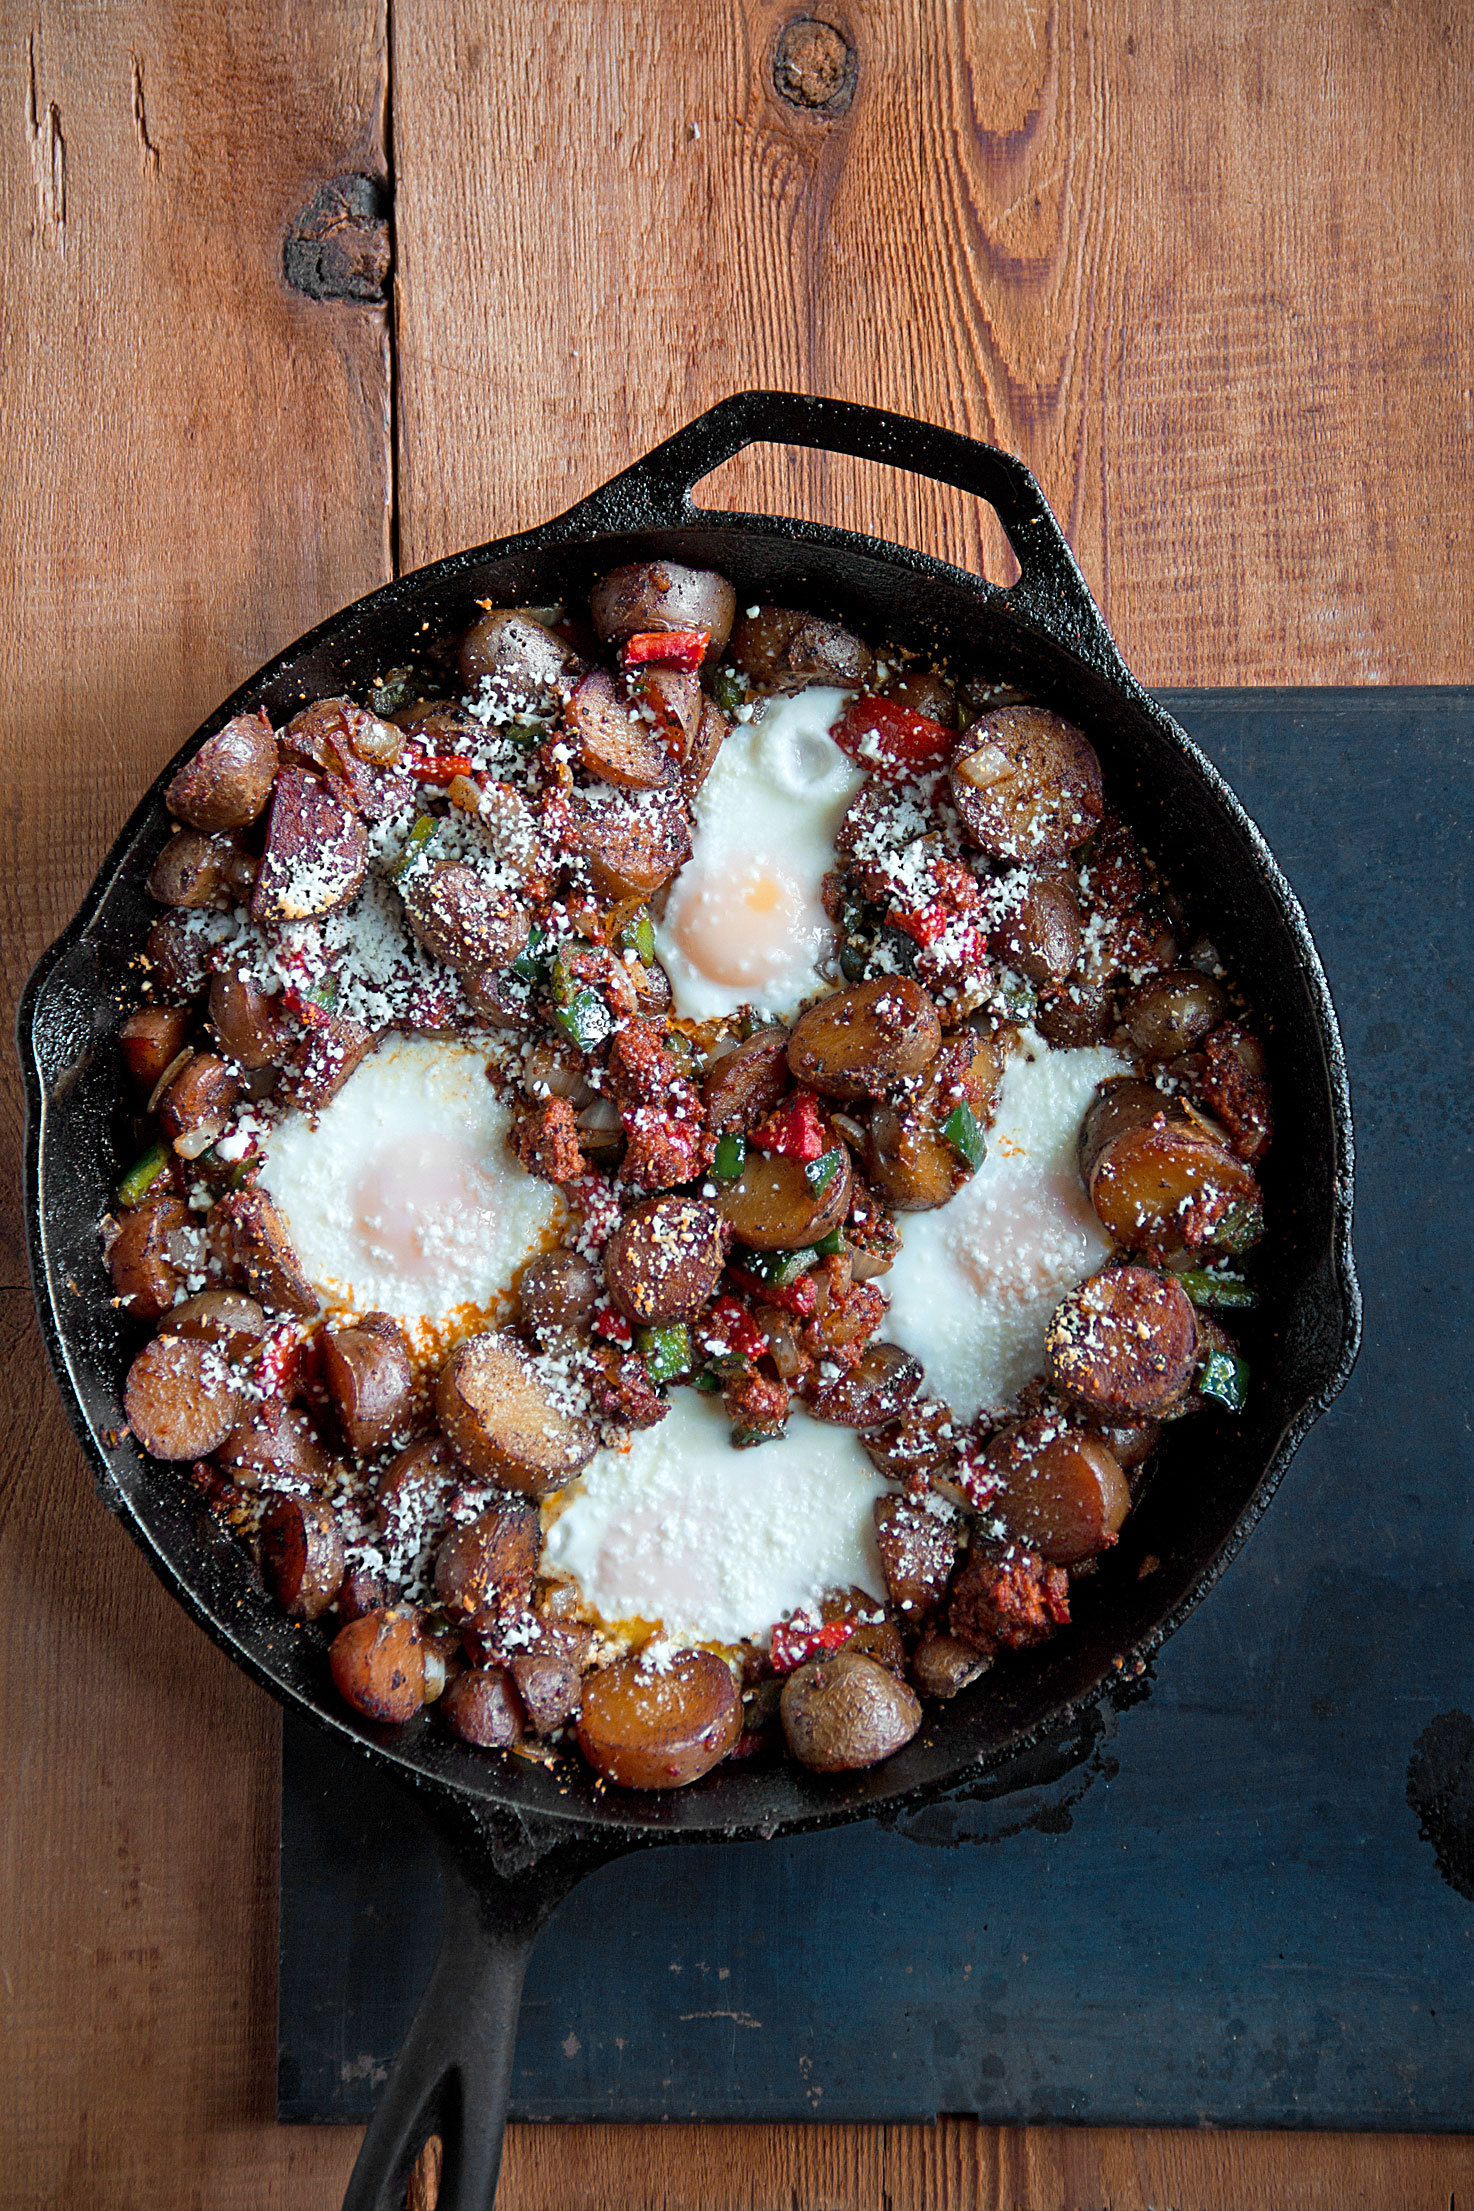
[278,687,1474,2131]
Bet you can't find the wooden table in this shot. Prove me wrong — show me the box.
[3,4,1471,2205]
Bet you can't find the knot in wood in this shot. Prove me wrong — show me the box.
[772,19,857,117]
[283,174,391,304]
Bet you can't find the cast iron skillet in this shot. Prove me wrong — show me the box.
[20,393,1359,2209]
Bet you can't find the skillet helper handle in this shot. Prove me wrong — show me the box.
[560,390,1128,681]
[341,1839,572,2211]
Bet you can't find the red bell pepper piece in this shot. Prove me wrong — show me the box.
[592,1303,634,1348]
[725,1262,819,1318]
[769,1614,855,1674]
[619,628,710,672]
[751,1089,827,1162]
[255,1323,312,1400]
[698,1295,769,1361]
[887,900,953,949]
[401,739,477,786]
[834,694,953,779]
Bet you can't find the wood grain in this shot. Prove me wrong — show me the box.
[5,0,1473,2206]
[392,0,1474,690]
[0,0,392,1286]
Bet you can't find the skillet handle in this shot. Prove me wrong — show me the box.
[340,1832,608,2211]
[557,389,1129,681]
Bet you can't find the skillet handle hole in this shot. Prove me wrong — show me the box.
[689,445,1023,590]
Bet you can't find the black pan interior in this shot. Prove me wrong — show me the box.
[21,502,1358,1844]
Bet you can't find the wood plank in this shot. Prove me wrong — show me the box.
[0,1,387,2204]
[0,0,392,1288]
[493,2120,1474,2211]
[391,0,1473,694]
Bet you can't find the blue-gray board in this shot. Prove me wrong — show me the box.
[278,687,1474,2131]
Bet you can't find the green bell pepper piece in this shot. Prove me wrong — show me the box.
[117,1141,170,1210]
[1198,1348,1249,1413]
[941,1101,987,1172]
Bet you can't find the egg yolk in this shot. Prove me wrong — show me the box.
[352,1134,498,1287]
[665,858,816,990]
[954,1168,1096,1305]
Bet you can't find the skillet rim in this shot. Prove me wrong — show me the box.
[17,403,1361,1848]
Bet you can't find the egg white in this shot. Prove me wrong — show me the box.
[258,1033,560,1348]
[654,687,864,1020]
[881,1031,1129,1420]
[542,1387,888,1648]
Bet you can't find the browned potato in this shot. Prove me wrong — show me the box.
[458,608,581,701]
[1122,968,1231,1062]
[589,561,736,661]
[337,1566,392,1622]
[717,1146,851,1252]
[863,1033,999,1211]
[166,1290,267,1360]
[873,1493,959,1618]
[780,1649,921,1771]
[1046,1265,1199,1420]
[441,1665,524,1747]
[156,1051,241,1148]
[682,696,729,797]
[1035,975,1113,1049]
[1078,1077,1173,1180]
[563,669,676,790]
[604,1195,728,1324]
[577,1649,741,1790]
[883,668,958,726]
[951,705,1103,864]
[434,1499,541,1623]
[375,1435,460,1548]
[868,1026,999,1208]
[863,1395,961,1484]
[210,1187,318,1316]
[108,1194,197,1321]
[279,1011,377,1115]
[635,665,703,754]
[207,972,285,1069]
[818,1587,907,1676]
[402,861,530,971]
[519,1249,598,1335]
[1199,1021,1273,1164]
[124,1334,242,1459]
[251,768,368,924]
[864,1105,966,1211]
[1088,1120,1262,1262]
[575,787,692,901]
[436,1331,597,1496]
[322,1325,413,1455]
[994,871,1082,984]
[165,710,278,831]
[510,1651,582,1734]
[119,1004,192,1091]
[460,962,528,1027]
[217,1400,331,1487]
[727,605,874,694]
[260,1495,345,1620]
[701,1028,791,1133]
[983,1418,1130,1566]
[143,913,213,999]
[1091,1417,1161,1473]
[787,978,942,1101]
[147,827,254,909]
[330,1606,432,1724]
[910,1628,992,1698]
[808,1341,922,1429]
